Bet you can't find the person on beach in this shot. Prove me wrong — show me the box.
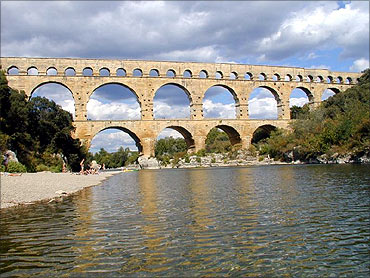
[2,153,9,172]
[80,159,85,174]
[62,162,67,173]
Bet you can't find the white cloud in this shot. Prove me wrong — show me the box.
[153,101,190,119]
[157,128,183,139]
[248,97,278,119]
[203,99,235,119]
[290,97,308,108]
[350,58,370,72]
[87,99,140,120]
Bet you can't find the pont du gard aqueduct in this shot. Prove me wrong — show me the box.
[0,57,362,156]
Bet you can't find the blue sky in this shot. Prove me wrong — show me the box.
[1,1,369,153]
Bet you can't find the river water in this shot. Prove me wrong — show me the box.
[0,165,369,277]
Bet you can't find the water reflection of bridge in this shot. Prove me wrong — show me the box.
[1,57,360,155]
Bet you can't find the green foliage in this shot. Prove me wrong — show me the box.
[0,70,86,172]
[205,128,231,153]
[258,69,370,162]
[290,104,310,119]
[155,137,187,157]
[88,147,138,169]
[7,161,27,173]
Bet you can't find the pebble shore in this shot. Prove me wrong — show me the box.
[0,171,121,209]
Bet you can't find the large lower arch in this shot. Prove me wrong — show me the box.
[157,126,195,150]
[213,125,242,146]
[30,81,76,118]
[321,88,340,101]
[251,124,277,144]
[202,85,239,119]
[87,82,140,120]
[153,83,192,119]
[90,126,143,154]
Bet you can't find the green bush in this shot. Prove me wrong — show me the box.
[7,161,27,173]
[36,164,50,172]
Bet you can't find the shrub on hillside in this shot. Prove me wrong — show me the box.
[7,161,27,173]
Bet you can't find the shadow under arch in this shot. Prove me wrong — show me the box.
[293,86,314,103]
[251,124,277,144]
[92,126,143,153]
[159,125,195,151]
[213,124,242,146]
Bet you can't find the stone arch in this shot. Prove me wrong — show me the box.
[285,74,292,81]
[116,68,126,76]
[27,66,39,75]
[199,70,208,78]
[133,68,143,77]
[316,75,324,83]
[46,67,58,76]
[149,69,159,77]
[251,124,277,144]
[30,81,74,99]
[272,73,281,81]
[64,67,76,76]
[158,126,195,150]
[327,76,333,83]
[336,76,343,84]
[306,75,314,82]
[153,83,192,119]
[29,81,76,118]
[202,84,239,119]
[259,73,267,80]
[248,85,282,119]
[183,69,192,78]
[230,72,238,80]
[291,86,314,104]
[83,67,93,76]
[92,126,143,153]
[166,69,176,77]
[321,88,340,101]
[245,72,253,80]
[7,66,19,75]
[99,67,110,76]
[90,82,140,103]
[215,71,223,79]
[345,77,352,84]
[295,75,303,82]
[212,124,242,146]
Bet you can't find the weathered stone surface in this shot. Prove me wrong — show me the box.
[137,155,160,169]
[0,57,361,156]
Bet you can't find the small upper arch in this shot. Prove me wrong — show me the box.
[99,67,110,77]
[46,67,58,76]
[230,72,238,80]
[295,75,303,82]
[83,67,93,76]
[64,67,76,76]
[116,68,126,77]
[215,71,223,79]
[133,68,143,77]
[345,77,352,84]
[306,75,314,82]
[316,75,324,83]
[336,76,343,84]
[7,66,19,75]
[259,73,267,81]
[27,66,39,75]
[272,73,281,81]
[149,69,160,77]
[284,74,292,81]
[183,69,192,78]
[199,70,208,78]
[327,76,333,83]
[166,69,176,77]
[245,72,253,80]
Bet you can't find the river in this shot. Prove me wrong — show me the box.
[0,164,369,277]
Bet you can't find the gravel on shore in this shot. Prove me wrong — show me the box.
[0,171,121,209]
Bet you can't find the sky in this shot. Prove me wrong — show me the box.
[1,1,369,153]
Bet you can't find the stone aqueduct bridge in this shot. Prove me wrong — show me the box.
[0,57,361,156]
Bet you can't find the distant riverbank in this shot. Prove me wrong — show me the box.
[0,171,121,209]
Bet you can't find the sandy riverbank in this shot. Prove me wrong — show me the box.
[0,171,121,209]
